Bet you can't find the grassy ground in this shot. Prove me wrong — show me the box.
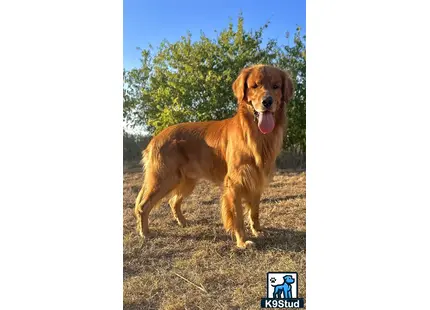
[123,169,306,310]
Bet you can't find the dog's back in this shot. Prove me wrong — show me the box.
[143,120,229,184]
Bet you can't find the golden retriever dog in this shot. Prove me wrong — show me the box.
[135,64,294,248]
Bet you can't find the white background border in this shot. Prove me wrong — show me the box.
[0,0,123,309]
[1,0,429,309]
[307,0,430,309]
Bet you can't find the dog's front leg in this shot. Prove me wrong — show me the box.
[245,195,264,237]
[221,178,254,249]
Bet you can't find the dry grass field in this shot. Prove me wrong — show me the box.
[123,169,306,310]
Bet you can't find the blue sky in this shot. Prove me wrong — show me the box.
[124,0,306,70]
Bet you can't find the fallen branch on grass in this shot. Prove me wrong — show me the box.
[173,272,208,293]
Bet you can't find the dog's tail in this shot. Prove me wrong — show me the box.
[140,146,149,174]
[135,144,152,214]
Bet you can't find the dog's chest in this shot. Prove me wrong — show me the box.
[259,132,283,167]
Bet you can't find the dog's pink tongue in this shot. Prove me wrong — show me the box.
[258,112,275,134]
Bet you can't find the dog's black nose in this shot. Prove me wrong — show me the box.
[262,96,273,108]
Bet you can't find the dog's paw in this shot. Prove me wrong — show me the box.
[237,240,256,249]
[176,219,188,228]
[138,230,153,239]
[251,228,266,238]
[245,240,256,248]
[174,215,188,228]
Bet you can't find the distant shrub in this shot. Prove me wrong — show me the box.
[123,131,152,162]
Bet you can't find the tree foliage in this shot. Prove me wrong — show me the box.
[124,15,306,151]
[278,28,306,152]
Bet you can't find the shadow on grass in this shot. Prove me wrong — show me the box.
[124,300,157,310]
[201,194,304,206]
[135,226,305,253]
[123,264,141,280]
[253,227,306,252]
[123,243,198,279]
[200,197,220,205]
[260,194,305,204]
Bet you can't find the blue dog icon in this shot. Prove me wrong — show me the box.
[271,275,295,299]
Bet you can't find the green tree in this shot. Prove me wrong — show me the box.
[278,27,306,152]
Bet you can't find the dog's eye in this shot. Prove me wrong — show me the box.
[273,85,280,89]
[251,84,258,89]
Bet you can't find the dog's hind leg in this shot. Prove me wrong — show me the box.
[135,188,162,238]
[135,138,190,238]
[168,178,196,227]
[135,187,146,236]
[135,174,180,238]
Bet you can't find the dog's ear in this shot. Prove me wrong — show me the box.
[232,67,251,103]
[281,70,294,104]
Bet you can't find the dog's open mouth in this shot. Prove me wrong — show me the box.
[253,110,275,134]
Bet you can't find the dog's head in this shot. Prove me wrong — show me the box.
[232,64,294,134]
[283,275,295,284]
